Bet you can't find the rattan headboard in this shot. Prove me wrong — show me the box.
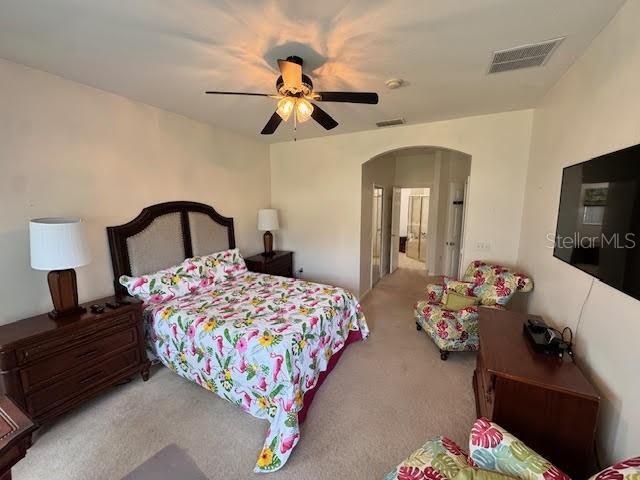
[107,201,235,295]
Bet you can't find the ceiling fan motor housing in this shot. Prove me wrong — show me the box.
[276,73,313,96]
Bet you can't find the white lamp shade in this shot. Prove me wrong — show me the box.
[30,218,91,270]
[258,209,279,231]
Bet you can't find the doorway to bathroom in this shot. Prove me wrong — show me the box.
[391,188,430,273]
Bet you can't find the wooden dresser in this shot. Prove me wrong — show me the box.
[0,296,150,426]
[474,308,600,478]
[245,251,294,277]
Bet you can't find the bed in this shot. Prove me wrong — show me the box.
[107,201,369,473]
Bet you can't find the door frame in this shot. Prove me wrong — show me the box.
[389,187,402,274]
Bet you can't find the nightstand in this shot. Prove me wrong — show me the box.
[245,251,294,277]
[0,296,150,426]
[0,396,35,480]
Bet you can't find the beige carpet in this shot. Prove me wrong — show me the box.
[14,269,477,480]
[398,253,426,272]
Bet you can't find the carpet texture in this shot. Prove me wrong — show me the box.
[13,269,477,480]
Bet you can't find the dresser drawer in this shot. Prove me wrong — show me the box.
[16,311,136,365]
[20,326,138,392]
[25,347,140,417]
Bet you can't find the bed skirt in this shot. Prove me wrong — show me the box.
[297,329,363,424]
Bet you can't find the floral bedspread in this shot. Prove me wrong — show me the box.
[143,271,369,473]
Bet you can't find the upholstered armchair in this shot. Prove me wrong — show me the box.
[414,260,533,360]
[385,417,640,480]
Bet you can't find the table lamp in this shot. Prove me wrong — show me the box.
[30,217,91,319]
[258,209,279,256]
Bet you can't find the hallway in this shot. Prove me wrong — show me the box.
[398,252,426,271]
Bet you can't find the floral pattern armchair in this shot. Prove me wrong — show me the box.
[384,417,640,480]
[414,261,533,360]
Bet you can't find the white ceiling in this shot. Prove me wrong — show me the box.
[0,0,624,143]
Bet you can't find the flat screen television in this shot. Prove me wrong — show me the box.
[554,143,640,301]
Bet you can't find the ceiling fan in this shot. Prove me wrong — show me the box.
[205,56,379,135]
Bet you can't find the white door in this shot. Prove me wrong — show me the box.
[390,187,402,273]
[443,182,465,277]
[458,176,470,277]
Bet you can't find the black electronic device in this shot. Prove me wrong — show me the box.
[523,318,570,357]
[554,143,640,301]
[90,304,105,314]
[105,301,121,309]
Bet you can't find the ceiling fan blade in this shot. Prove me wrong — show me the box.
[277,59,302,90]
[205,91,271,97]
[310,103,338,130]
[261,111,283,135]
[313,92,379,104]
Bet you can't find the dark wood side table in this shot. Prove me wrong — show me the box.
[0,296,150,426]
[0,395,36,480]
[245,251,294,277]
[473,308,600,478]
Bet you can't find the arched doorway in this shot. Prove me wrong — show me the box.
[360,146,472,294]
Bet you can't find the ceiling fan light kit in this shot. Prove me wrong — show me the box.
[206,55,379,135]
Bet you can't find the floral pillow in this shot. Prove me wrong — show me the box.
[385,436,470,480]
[469,418,570,480]
[588,457,640,480]
[196,248,248,281]
[444,278,477,297]
[120,257,212,304]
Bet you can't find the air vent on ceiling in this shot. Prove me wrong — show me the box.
[376,118,405,128]
[488,37,565,74]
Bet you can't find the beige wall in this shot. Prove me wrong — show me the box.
[270,109,533,295]
[517,1,640,464]
[394,152,436,187]
[0,59,270,323]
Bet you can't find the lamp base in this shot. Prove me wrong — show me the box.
[47,269,86,319]
[263,231,274,256]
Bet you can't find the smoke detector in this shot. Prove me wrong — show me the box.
[488,37,565,74]
[385,78,404,89]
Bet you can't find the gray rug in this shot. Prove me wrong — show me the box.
[122,444,207,480]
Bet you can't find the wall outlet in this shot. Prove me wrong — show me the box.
[475,241,491,252]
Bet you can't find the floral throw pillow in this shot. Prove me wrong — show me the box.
[469,418,570,480]
[120,258,210,304]
[385,437,470,480]
[444,278,476,297]
[588,457,640,480]
[196,248,248,281]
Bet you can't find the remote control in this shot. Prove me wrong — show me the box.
[90,304,105,314]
